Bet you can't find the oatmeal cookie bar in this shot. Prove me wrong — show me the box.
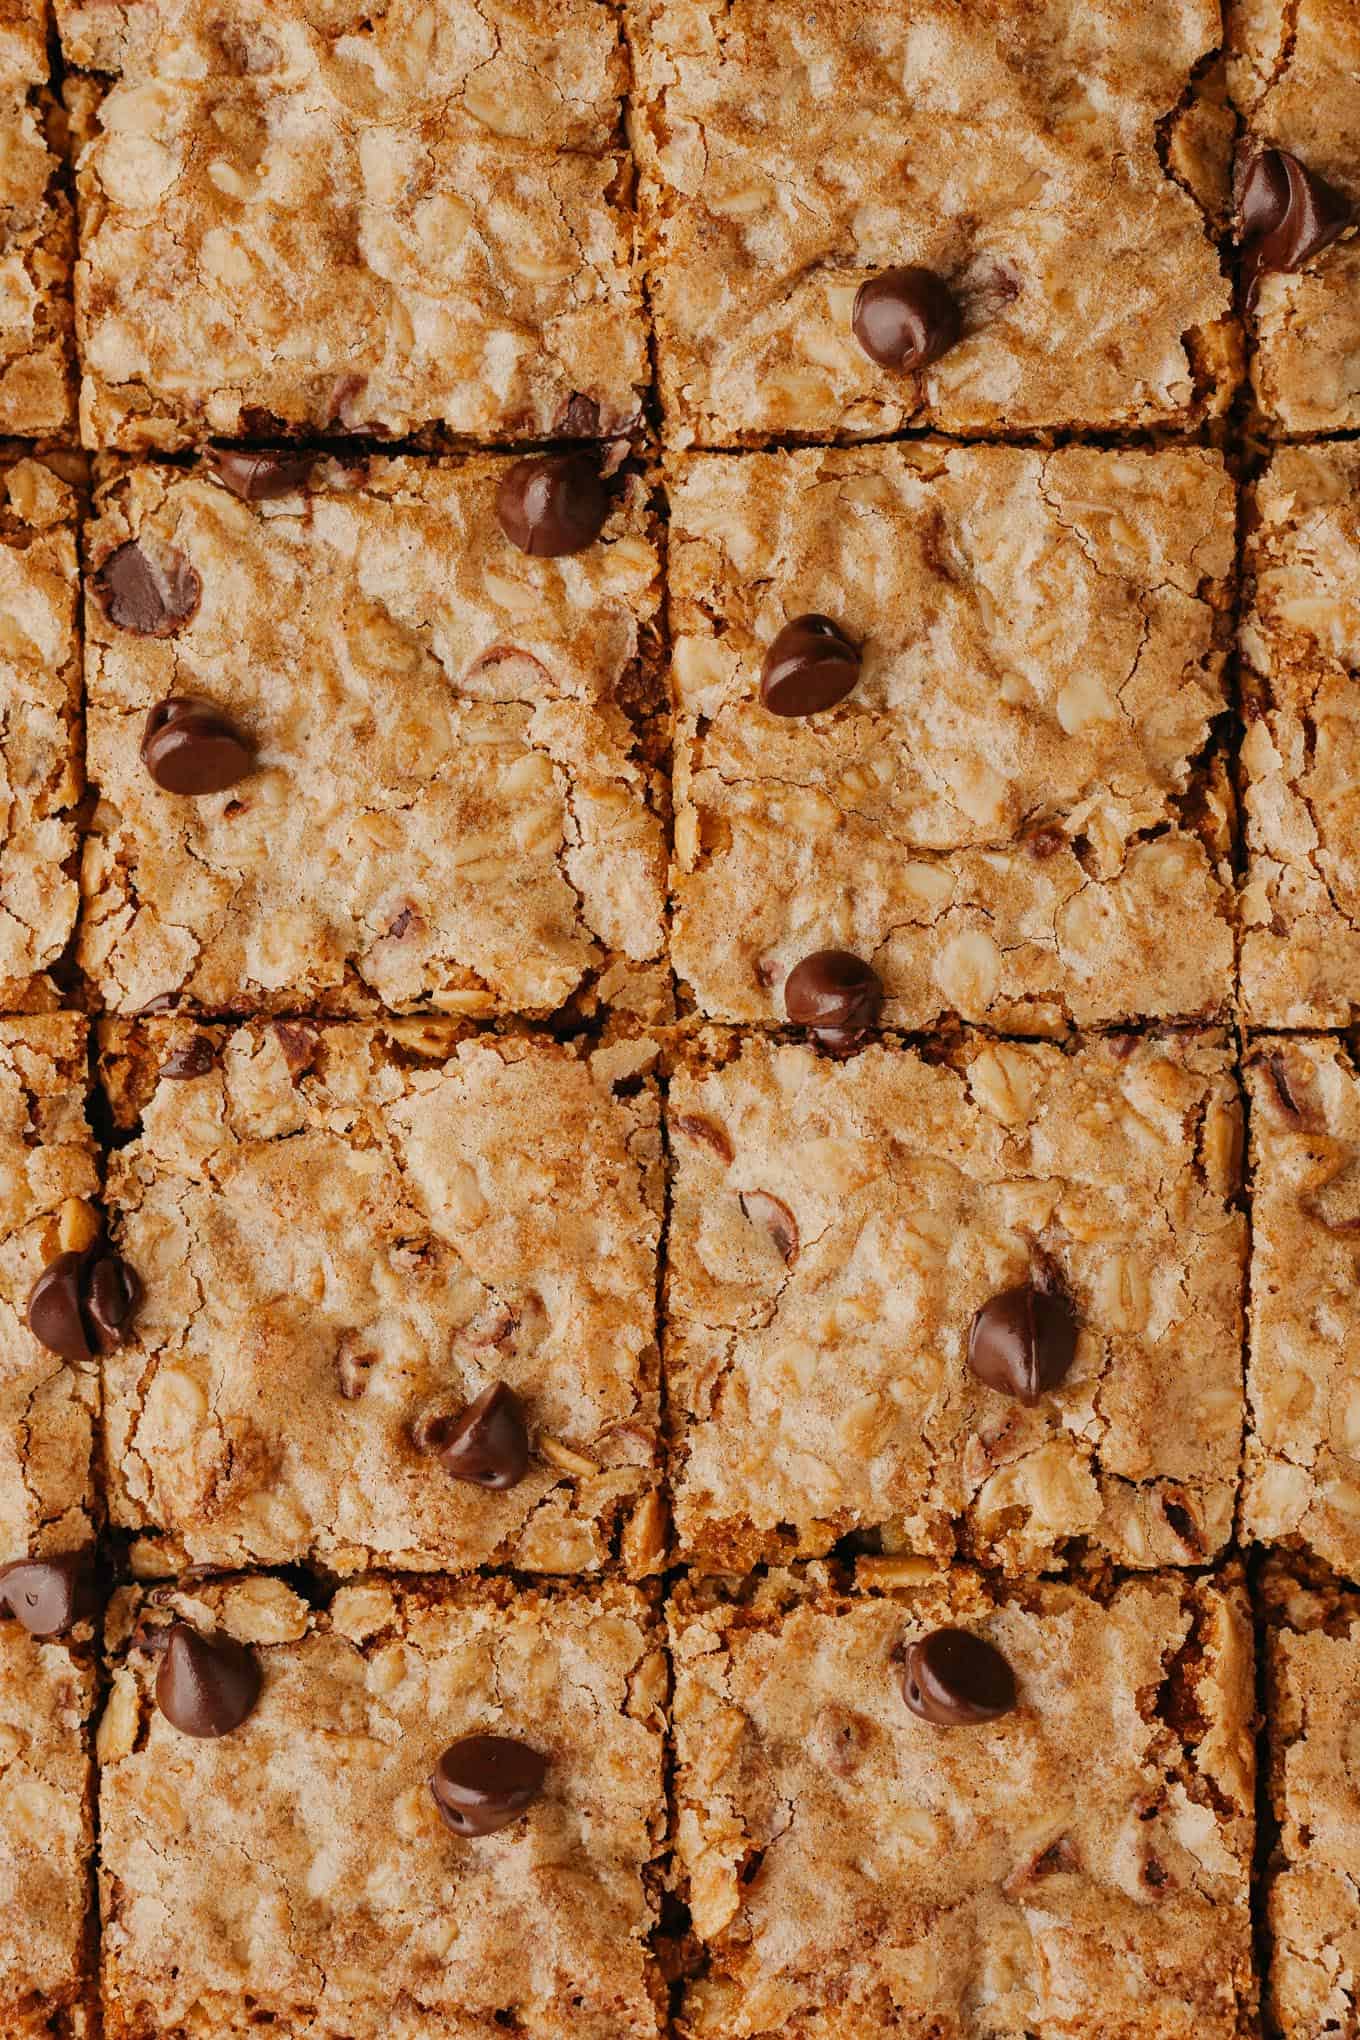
[0,2,75,434]
[57,0,647,449]
[97,1573,667,2040]
[665,1028,1245,1573]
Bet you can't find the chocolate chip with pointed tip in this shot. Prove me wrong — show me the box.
[901,1627,1017,1726]
[967,1281,1077,1406]
[429,1733,547,1837]
[84,1255,141,1353]
[760,615,862,717]
[209,449,318,502]
[154,1624,261,1737]
[26,1252,91,1364]
[852,266,962,371]
[495,455,609,557]
[421,1381,529,1489]
[0,1555,96,1638]
[93,541,202,636]
[1240,147,1353,297]
[141,696,254,795]
[783,950,883,1053]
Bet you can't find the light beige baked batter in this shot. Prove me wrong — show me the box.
[671,1564,1256,2040]
[79,457,667,1017]
[669,443,1236,1033]
[98,1574,666,2040]
[58,0,647,449]
[666,1029,1245,1573]
[629,0,1238,446]
[99,1020,663,1576]
[0,3,75,435]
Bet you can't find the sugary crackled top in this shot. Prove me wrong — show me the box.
[1243,1038,1360,1573]
[0,1622,94,2035]
[666,1030,1245,1573]
[1228,0,1360,430]
[670,1567,1256,2040]
[1261,1561,1360,2040]
[79,458,666,1017]
[669,443,1236,1032]
[0,1015,100,1567]
[101,1022,662,1575]
[1240,445,1360,1028]
[98,1574,666,2040]
[629,0,1237,444]
[0,459,81,1006]
[0,5,75,435]
[58,0,647,448]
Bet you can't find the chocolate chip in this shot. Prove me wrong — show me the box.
[1240,148,1353,298]
[783,950,883,1053]
[93,541,201,637]
[852,267,962,371]
[553,392,601,437]
[760,615,862,718]
[154,1624,261,1738]
[429,1733,547,1837]
[84,1255,141,1353]
[209,449,317,502]
[739,1189,799,1265]
[27,1245,140,1366]
[0,1555,96,1638]
[271,1020,322,1080]
[160,1037,218,1080]
[967,1281,1077,1406]
[672,1114,734,1165]
[141,697,254,796]
[495,455,609,557]
[901,1627,1017,1726]
[1265,1052,1308,1123]
[420,1381,529,1489]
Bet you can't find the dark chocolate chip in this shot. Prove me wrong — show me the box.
[0,1555,96,1638]
[93,541,201,637]
[209,449,318,502]
[901,1627,1017,1726]
[967,1281,1077,1406]
[852,267,962,371]
[672,1113,734,1166]
[26,1252,91,1364]
[783,949,883,1053]
[160,1037,218,1080]
[739,1189,799,1265]
[495,455,609,557]
[141,696,254,796]
[154,1624,261,1737]
[429,1733,547,1837]
[84,1255,142,1354]
[553,392,601,437]
[1240,147,1353,297]
[421,1381,529,1489]
[760,615,862,718]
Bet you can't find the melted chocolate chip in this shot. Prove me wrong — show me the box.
[553,392,601,437]
[495,455,609,557]
[27,1244,141,1366]
[154,1624,261,1737]
[739,1189,799,1265]
[421,1381,529,1489]
[93,541,201,637]
[672,1113,734,1166]
[429,1733,547,1837]
[209,449,318,502]
[967,1281,1077,1406]
[0,1555,96,1638]
[141,697,254,796]
[1241,148,1353,298]
[160,1036,218,1081]
[852,267,962,371]
[901,1627,1017,1726]
[783,950,883,1053]
[760,615,862,717]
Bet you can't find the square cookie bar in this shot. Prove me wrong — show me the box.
[0,2,75,434]
[669,444,1236,1033]
[669,1565,1257,2040]
[0,1015,100,1570]
[666,1029,1245,1573]
[629,0,1237,446]
[1240,446,1360,1028]
[1228,0,1360,430]
[97,1574,667,2040]
[79,455,666,1018]
[98,1020,663,1577]
[58,0,647,449]
[0,453,81,1009]
[1260,1559,1360,2039]
[0,1612,97,2038]
[1243,1037,1360,1570]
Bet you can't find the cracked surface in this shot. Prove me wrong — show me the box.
[0,1618,96,2039]
[665,1029,1245,1574]
[1260,1558,1360,2040]
[1228,0,1360,430]
[79,457,667,1018]
[98,1573,666,2039]
[0,1013,100,1568]
[628,0,1238,446]
[1240,445,1360,1028]
[0,4,76,435]
[1243,1036,1360,1571]
[670,1564,1256,2040]
[0,454,82,1010]
[99,1020,663,1576]
[668,443,1236,1033]
[56,0,647,449]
